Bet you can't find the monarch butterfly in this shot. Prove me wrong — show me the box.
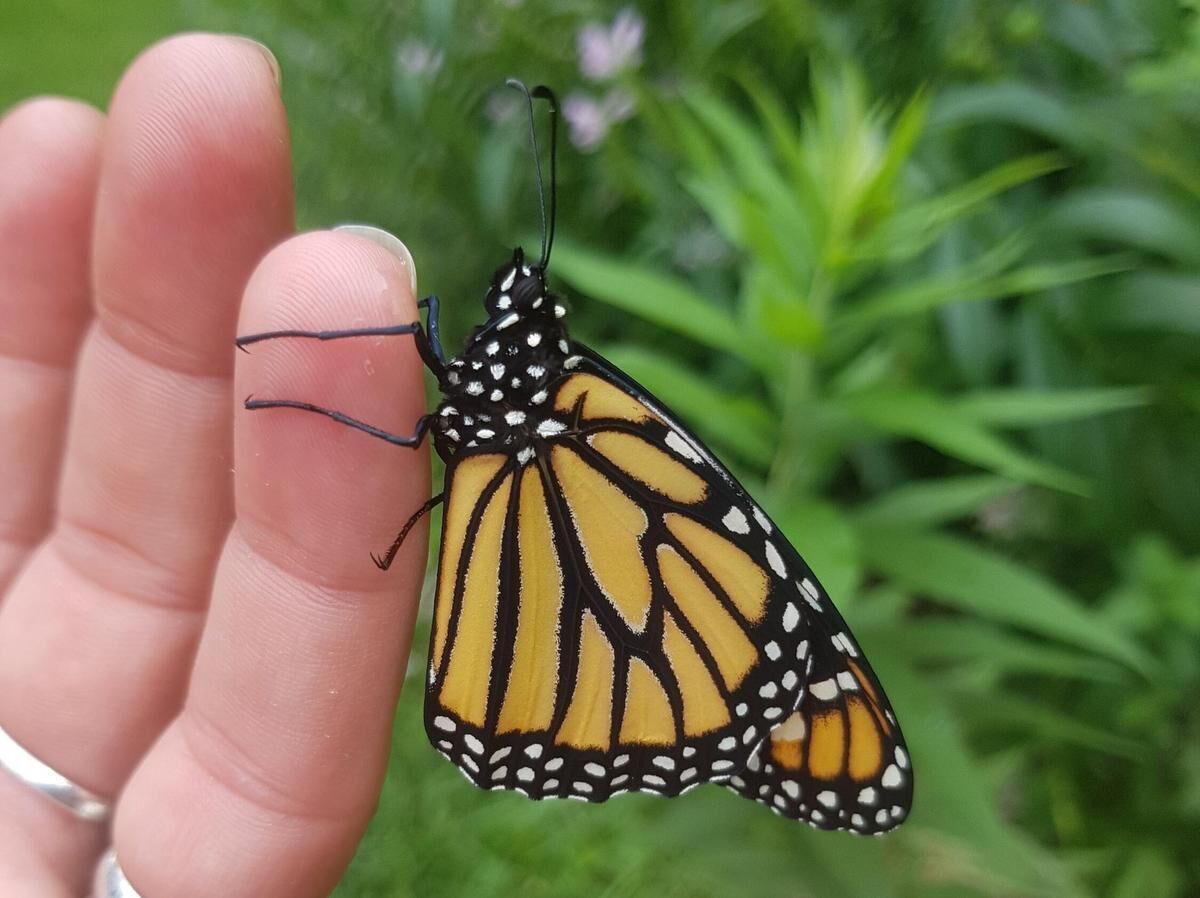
[237,81,912,834]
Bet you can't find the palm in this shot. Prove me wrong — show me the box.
[0,34,429,898]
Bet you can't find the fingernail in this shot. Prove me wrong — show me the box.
[335,224,419,298]
[232,36,282,87]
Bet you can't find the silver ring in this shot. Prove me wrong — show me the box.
[93,849,143,898]
[0,721,111,822]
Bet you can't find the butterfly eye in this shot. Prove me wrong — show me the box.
[511,273,546,310]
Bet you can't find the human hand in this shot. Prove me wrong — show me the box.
[0,33,430,897]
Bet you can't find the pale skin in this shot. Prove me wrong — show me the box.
[0,34,430,897]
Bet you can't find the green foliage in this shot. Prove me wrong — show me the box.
[13,0,1200,895]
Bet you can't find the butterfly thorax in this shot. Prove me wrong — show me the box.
[433,248,573,457]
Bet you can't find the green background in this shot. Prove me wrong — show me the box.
[5,1,1200,896]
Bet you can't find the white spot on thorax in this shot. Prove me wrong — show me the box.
[501,268,517,291]
[466,381,483,396]
[564,355,582,369]
[531,390,548,405]
[485,341,499,356]
[490,363,505,380]
[527,364,545,378]
[489,389,504,402]
[497,312,519,329]
[558,339,569,353]
[527,331,542,347]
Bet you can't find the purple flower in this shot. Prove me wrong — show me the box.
[577,7,645,82]
[563,89,636,152]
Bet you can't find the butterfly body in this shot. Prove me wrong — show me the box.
[237,81,912,835]
[432,250,571,459]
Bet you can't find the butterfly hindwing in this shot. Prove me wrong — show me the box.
[424,345,815,800]
[728,590,914,833]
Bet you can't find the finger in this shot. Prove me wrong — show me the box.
[0,98,102,592]
[0,31,291,826]
[114,230,430,898]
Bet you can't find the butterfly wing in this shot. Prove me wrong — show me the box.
[424,344,815,800]
[425,342,912,827]
[727,599,914,833]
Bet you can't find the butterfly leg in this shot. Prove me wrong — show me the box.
[371,492,445,570]
[242,397,434,449]
[418,295,446,366]
[235,300,447,378]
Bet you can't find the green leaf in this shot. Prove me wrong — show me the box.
[839,252,1130,331]
[599,345,776,468]
[860,528,1155,675]
[853,475,1018,528]
[1045,188,1200,267]
[1092,271,1200,333]
[951,387,1151,426]
[885,619,1126,682]
[958,691,1142,757]
[931,82,1100,153]
[840,389,1091,494]
[853,153,1067,263]
[549,242,758,366]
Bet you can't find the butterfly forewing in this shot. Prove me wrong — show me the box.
[425,347,814,800]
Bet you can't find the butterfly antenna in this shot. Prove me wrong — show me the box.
[506,79,561,270]
[531,85,559,268]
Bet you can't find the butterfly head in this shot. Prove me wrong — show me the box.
[483,246,566,322]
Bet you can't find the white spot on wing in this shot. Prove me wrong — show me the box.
[433,716,455,732]
[809,678,838,701]
[752,506,772,532]
[881,765,903,789]
[537,419,566,437]
[665,431,702,463]
[505,411,526,425]
[722,506,750,534]
[782,603,800,633]
[765,542,787,578]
